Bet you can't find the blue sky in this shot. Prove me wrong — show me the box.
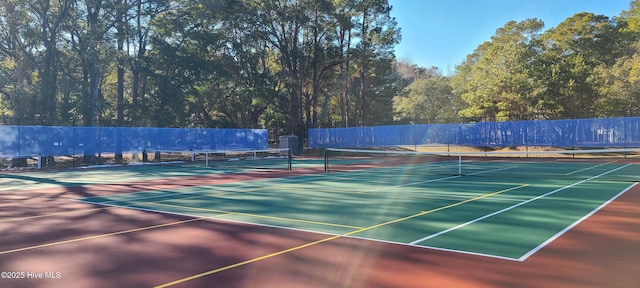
[388,0,633,75]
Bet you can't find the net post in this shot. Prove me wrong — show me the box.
[287,148,292,170]
[205,152,209,167]
[37,155,42,169]
[458,154,462,175]
[324,148,328,172]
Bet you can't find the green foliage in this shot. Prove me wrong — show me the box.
[2,0,640,132]
[534,12,619,119]
[453,19,544,121]
[453,11,633,121]
[595,40,640,116]
[0,0,400,130]
[393,73,455,124]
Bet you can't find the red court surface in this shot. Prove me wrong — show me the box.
[1,166,639,288]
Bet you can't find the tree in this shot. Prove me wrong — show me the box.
[0,0,73,123]
[34,0,73,121]
[125,0,170,126]
[595,46,640,116]
[595,1,640,117]
[0,0,36,118]
[533,12,619,119]
[351,0,399,125]
[249,0,307,133]
[393,73,455,124]
[455,19,544,121]
[451,42,490,122]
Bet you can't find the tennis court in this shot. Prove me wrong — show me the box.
[1,151,640,288]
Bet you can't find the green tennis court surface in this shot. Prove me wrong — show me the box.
[0,165,225,192]
[76,160,639,261]
[0,157,326,192]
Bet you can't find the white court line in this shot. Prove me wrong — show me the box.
[353,166,515,194]
[74,162,636,263]
[77,163,516,206]
[564,161,617,175]
[409,164,632,257]
[519,181,638,261]
[348,235,521,261]
[74,171,341,204]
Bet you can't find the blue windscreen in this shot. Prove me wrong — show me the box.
[309,117,640,148]
[0,126,268,157]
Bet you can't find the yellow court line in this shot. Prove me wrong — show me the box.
[1,191,248,253]
[213,179,320,194]
[439,179,528,186]
[0,217,206,255]
[172,171,463,197]
[368,184,529,231]
[274,185,358,193]
[564,161,617,175]
[277,179,525,196]
[154,183,529,288]
[0,190,227,224]
[154,233,347,288]
[0,206,114,223]
[146,202,364,230]
[418,184,529,213]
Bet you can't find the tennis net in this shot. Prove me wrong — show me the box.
[323,147,640,182]
[146,148,292,170]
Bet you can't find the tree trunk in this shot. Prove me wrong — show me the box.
[115,3,126,163]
